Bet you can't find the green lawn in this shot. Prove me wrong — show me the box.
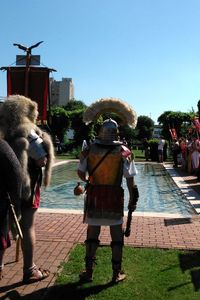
[55,149,173,162]
[44,245,200,300]
[55,149,146,161]
[133,149,145,160]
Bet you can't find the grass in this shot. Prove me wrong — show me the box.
[133,149,145,160]
[44,245,200,300]
[55,153,77,160]
[55,149,173,162]
[55,149,146,161]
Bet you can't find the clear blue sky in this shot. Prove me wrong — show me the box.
[1,0,200,123]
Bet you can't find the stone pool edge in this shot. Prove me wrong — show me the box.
[164,163,200,215]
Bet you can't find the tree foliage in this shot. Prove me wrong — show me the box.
[49,100,97,146]
[49,100,87,143]
[157,110,195,140]
[63,99,87,111]
[49,106,70,141]
[135,115,154,140]
[70,110,91,146]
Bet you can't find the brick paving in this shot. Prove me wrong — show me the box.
[1,164,200,299]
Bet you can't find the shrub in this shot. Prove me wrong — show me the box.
[70,146,82,158]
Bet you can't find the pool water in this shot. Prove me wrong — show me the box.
[40,162,196,215]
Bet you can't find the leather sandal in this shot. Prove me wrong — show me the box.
[23,266,50,284]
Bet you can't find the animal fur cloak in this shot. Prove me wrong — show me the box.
[0,95,54,201]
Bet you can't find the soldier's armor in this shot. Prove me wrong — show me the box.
[85,143,124,220]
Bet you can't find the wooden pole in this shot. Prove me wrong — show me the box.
[15,236,21,262]
[24,50,31,96]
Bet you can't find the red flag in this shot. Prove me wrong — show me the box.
[169,128,177,139]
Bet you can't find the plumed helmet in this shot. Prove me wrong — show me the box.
[97,118,121,145]
[82,97,137,145]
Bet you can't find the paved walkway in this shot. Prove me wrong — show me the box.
[1,163,200,299]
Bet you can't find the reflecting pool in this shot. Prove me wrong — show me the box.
[40,162,196,215]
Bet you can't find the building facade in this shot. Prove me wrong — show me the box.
[152,125,162,138]
[49,77,74,106]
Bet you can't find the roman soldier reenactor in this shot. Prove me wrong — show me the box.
[76,98,139,283]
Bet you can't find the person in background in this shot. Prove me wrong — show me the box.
[0,138,23,279]
[158,136,165,163]
[191,139,200,176]
[77,118,139,283]
[179,137,187,170]
[171,138,180,168]
[0,95,54,284]
[54,135,62,154]
[143,138,150,161]
[82,139,88,150]
[186,137,194,173]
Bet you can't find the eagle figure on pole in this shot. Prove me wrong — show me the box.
[13,41,44,54]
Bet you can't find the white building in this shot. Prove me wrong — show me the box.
[50,77,74,106]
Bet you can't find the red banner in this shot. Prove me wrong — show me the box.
[7,67,49,122]
[169,128,177,140]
